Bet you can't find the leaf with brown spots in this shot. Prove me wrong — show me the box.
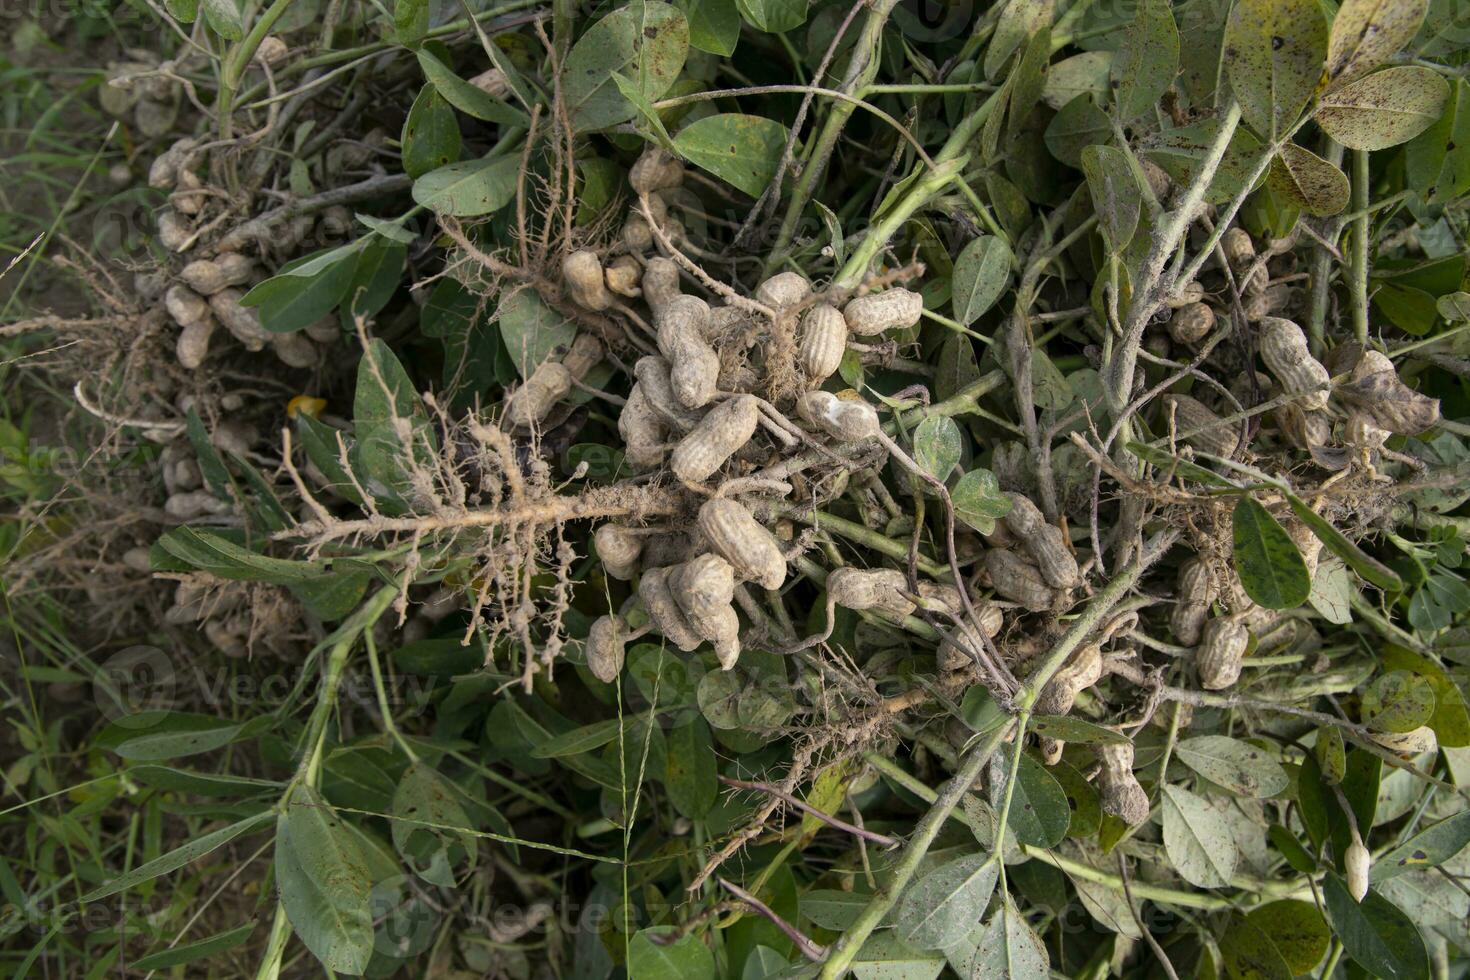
[562,1,689,132]
[1268,142,1350,215]
[1316,65,1451,149]
[1223,0,1328,141]
[1326,0,1430,87]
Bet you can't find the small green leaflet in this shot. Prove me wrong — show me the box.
[673,113,790,198]
[1231,496,1310,609]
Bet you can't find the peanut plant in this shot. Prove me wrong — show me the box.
[4,0,1470,976]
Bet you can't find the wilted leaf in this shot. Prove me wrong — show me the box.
[1161,784,1238,888]
[1326,0,1430,86]
[1316,66,1451,150]
[1175,736,1290,798]
[1268,143,1350,216]
[895,852,998,950]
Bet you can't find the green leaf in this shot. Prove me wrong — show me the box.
[110,713,264,761]
[895,852,998,950]
[1081,144,1140,251]
[993,751,1070,849]
[1270,823,1319,873]
[734,0,807,33]
[563,2,689,132]
[416,49,527,127]
[391,763,477,887]
[1283,491,1403,591]
[394,0,428,45]
[1374,811,1470,883]
[985,0,1053,80]
[952,468,1012,535]
[127,765,283,797]
[1326,0,1430,86]
[402,84,461,179]
[1223,0,1328,140]
[1231,496,1311,609]
[530,717,624,758]
[1043,94,1112,169]
[912,416,963,483]
[1361,670,1436,733]
[1309,556,1354,624]
[1268,143,1350,217]
[1127,440,1239,488]
[612,72,678,151]
[157,526,327,585]
[81,810,272,901]
[672,113,789,197]
[681,0,739,55]
[1175,735,1290,798]
[966,897,1050,978]
[277,786,375,975]
[1381,646,1470,747]
[1245,900,1330,974]
[201,0,242,39]
[1028,714,1130,745]
[340,234,406,326]
[627,928,716,979]
[411,155,521,217]
[1317,725,1347,783]
[1220,913,1293,980]
[951,235,1013,325]
[666,717,718,819]
[1042,51,1112,110]
[132,923,257,971]
[1161,784,1237,888]
[1322,874,1430,980]
[498,288,577,379]
[1315,66,1451,150]
[1111,0,1178,122]
[239,246,358,334]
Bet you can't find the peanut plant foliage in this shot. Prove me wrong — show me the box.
[7,0,1470,976]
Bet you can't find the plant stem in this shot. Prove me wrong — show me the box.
[1307,139,1346,355]
[217,0,299,142]
[1350,149,1372,345]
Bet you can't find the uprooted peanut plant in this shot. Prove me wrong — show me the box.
[5,0,1470,975]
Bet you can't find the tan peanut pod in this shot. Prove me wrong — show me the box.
[670,344,719,410]
[1276,403,1332,451]
[165,489,228,519]
[671,395,759,482]
[1259,317,1330,410]
[1034,642,1103,715]
[985,549,1053,612]
[630,147,685,194]
[562,334,604,380]
[622,194,669,251]
[754,271,811,310]
[1167,281,1206,308]
[842,288,924,336]
[1197,614,1249,690]
[468,68,511,98]
[795,390,880,441]
[170,168,206,215]
[698,497,786,590]
[1221,227,1256,274]
[563,250,612,311]
[1141,159,1173,202]
[176,316,215,369]
[826,567,915,619]
[273,332,317,369]
[938,620,988,671]
[638,567,704,652]
[708,604,742,669]
[798,304,847,382]
[1023,524,1080,589]
[508,361,573,426]
[158,209,192,252]
[208,288,271,351]
[1002,493,1045,539]
[618,385,668,469]
[586,615,627,683]
[642,257,681,311]
[1367,725,1437,757]
[1167,302,1215,344]
[1245,283,1293,322]
[657,295,713,353]
[304,315,339,344]
[148,137,198,189]
[1095,742,1151,826]
[165,284,209,327]
[1163,393,1239,457]
[212,420,257,457]
[670,553,736,638]
[605,255,642,297]
[633,357,702,430]
[1170,557,1215,646]
[1342,348,1441,434]
[204,619,248,659]
[1345,411,1390,450]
